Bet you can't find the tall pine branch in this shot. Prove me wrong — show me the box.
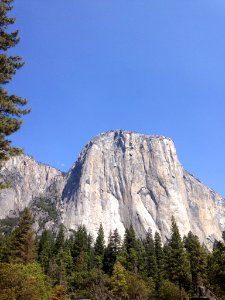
[0,0,30,184]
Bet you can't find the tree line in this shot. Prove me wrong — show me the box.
[1,3,224,299]
[0,209,225,300]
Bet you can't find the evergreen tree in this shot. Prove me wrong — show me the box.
[87,232,94,269]
[112,229,122,257]
[55,247,73,285]
[144,228,157,278]
[94,223,105,268]
[103,229,122,274]
[71,225,93,270]
[136,238,147,275]
[10,208,36,264]
[111,261,128,300]
[184,231,208,293]
[74,249,88,272]
[123,225,138,272]
[124,224,137,250]
[54,224,65,254]
[38,229,54,273]
[94,224,105,256]
[154,231,165,290]
[166,217,191,299]
[207,232,225,296]
[0,233,10,262]
[0,0,30,172]
[72,225,89,258]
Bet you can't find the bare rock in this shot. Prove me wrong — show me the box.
[0,130,224,248]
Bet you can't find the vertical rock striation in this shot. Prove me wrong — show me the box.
[62,131,225,247]
[0,130,224,248]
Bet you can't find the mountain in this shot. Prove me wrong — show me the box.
[0,130,224,248]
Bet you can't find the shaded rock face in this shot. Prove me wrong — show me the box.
[0,155,65,232]
[0,131,224,247]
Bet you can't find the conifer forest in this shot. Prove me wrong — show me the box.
[0,208,225,300]
[0,1,225,299]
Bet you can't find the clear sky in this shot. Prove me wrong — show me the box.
[8,0,225,196]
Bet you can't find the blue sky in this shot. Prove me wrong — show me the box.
[8,0,225,196]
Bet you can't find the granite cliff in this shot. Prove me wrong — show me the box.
[0,130,224,247]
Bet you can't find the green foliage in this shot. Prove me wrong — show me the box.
[94,223,105,268]
[94,223,105,256]
[71,225,93,270]
[0,214,224,299]
[154,231,165,290]
[69,268,111,300]
[0,0,30,174]
[166,216,191,294]
[10,208,36,264]
[136,238,147,275]
[38,229,54,273]
[124,225,139,272]
[111,261,128,299]
[55,248,73,285]
[158,280,189,300]
[126,271,154,300]
[123,226,148,275]
[103,229,122,274]
[0,262,51,300]
[54,224,65,254]
[36,197,59,221]
[184,231,208,292]
[0,233,10,262]
[71,225,89,257]
[0,215,19,235]
[144,228,157,279]
[207,235,225,297]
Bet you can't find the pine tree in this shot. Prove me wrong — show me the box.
[72,225,89,259]
[112,229,122,257]
[10,208,36,264]
[55,247,73,285]
[136,238,146,275]
[184,231,208,293]
[103,229,122,274]
[38,229,54,273]
[0,232,11,262]
[0,0,30,172]
[71,225,93,270]
[166,217,191,299]
[207,232,225,296]
[144,228,157,278]
[124,225,138,272]
[54,224,65,254]
[111,261,128,300]
[94,223,105,268]
[94,224,105,256]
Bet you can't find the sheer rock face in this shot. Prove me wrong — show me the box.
[0,155,65,231]
[62,131,225,246]
[0,131,224,247]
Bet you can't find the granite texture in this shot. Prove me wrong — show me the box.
[0,131,224,247]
